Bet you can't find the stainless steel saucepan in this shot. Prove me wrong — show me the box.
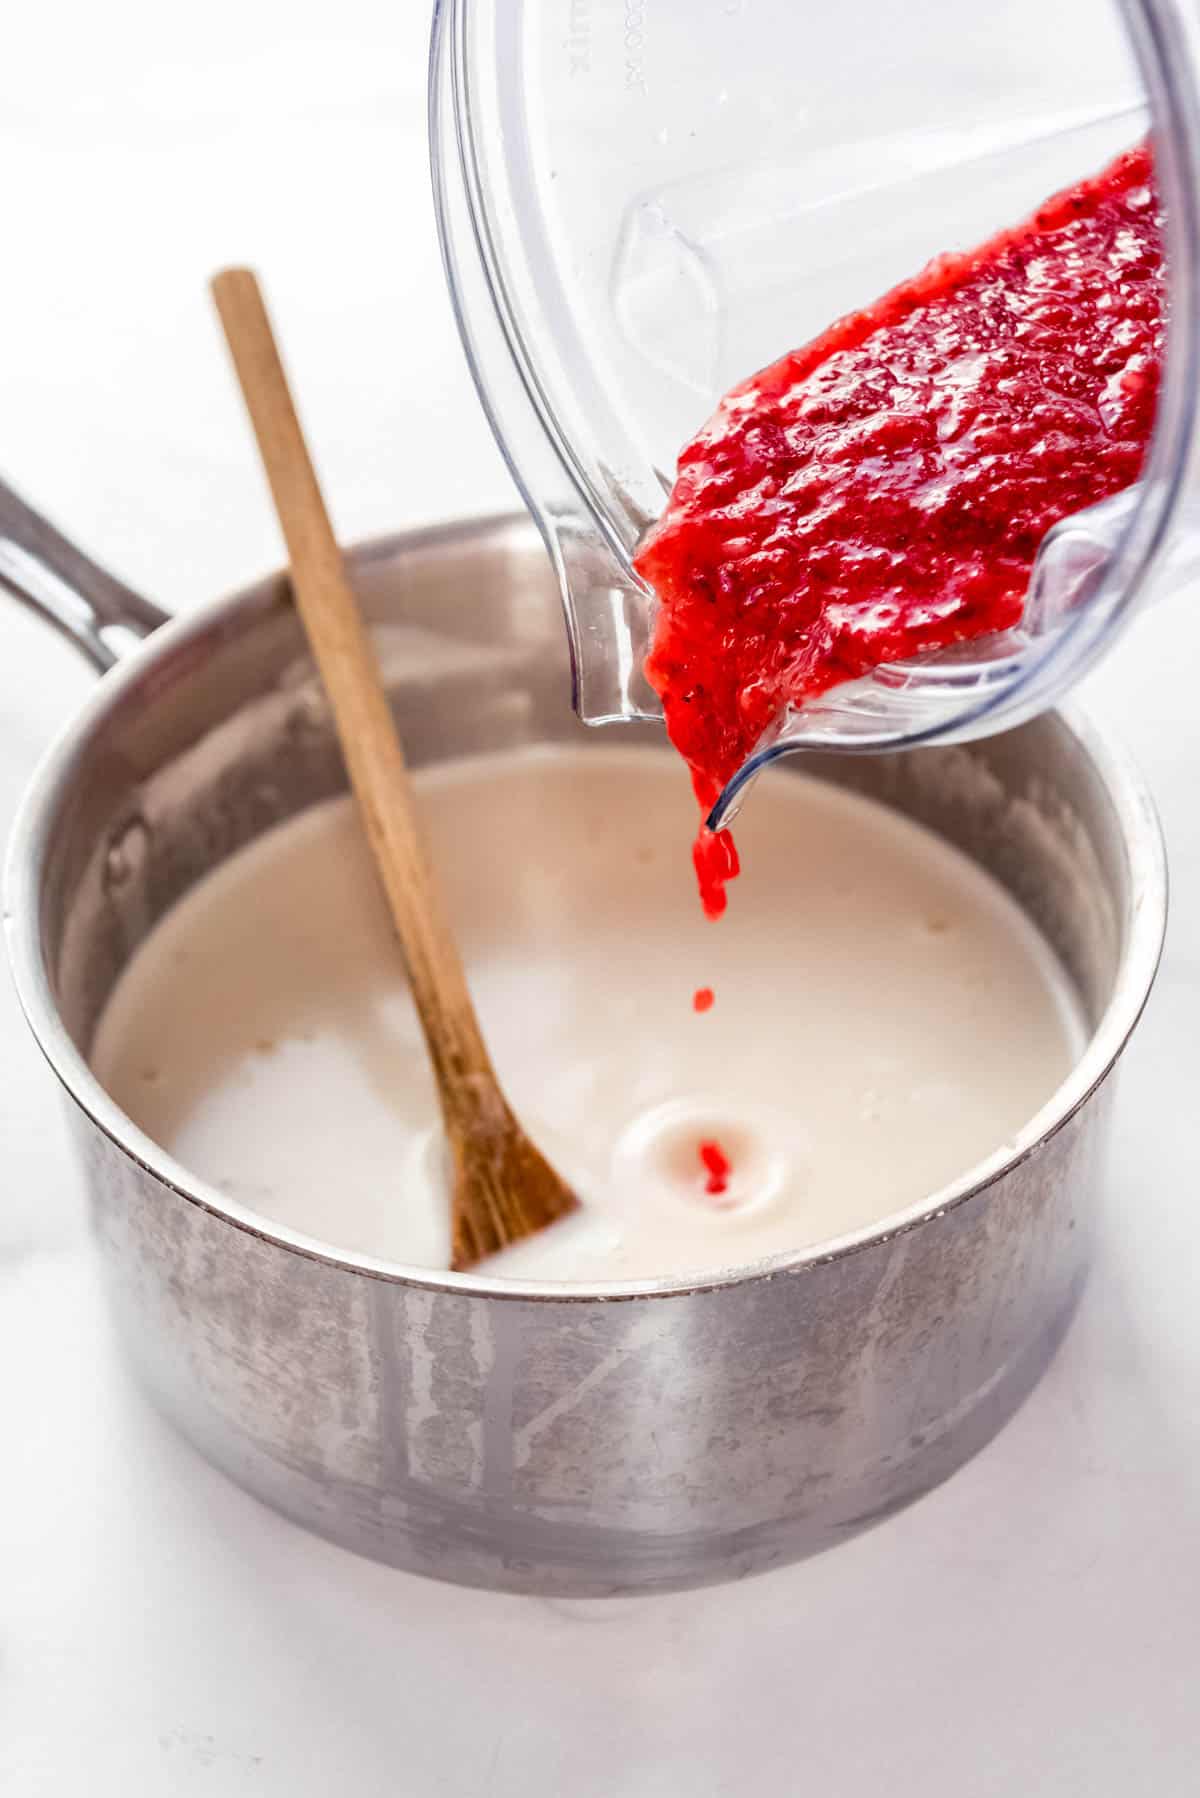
[2,482,1167,1595]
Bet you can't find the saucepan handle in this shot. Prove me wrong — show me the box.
[0,477,170,673]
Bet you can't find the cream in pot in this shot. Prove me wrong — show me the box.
[91,744,1083,1281]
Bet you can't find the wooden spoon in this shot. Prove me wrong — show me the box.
[211,266,579,1270]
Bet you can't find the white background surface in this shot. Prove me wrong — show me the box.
[3,3,1199,1793]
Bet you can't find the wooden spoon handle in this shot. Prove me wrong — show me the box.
[210,267,493,1105]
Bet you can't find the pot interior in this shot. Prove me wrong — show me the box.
[27,518,1141,1107]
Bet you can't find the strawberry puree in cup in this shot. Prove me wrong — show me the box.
[635,147,1164,912]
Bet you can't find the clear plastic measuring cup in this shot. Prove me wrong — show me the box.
[430,0,1200,826]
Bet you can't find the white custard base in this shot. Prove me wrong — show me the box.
[91,746,1085,1282]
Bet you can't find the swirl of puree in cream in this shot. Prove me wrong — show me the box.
[91,746,1084,1282]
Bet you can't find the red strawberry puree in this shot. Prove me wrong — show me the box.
[699,1139,732,1198]
[634,144,1164,917]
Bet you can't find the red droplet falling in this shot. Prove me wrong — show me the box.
[693,826,740,920]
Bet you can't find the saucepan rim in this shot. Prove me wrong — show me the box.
[3,514,1169,1305]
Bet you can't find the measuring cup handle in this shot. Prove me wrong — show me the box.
[0,476,170,672]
